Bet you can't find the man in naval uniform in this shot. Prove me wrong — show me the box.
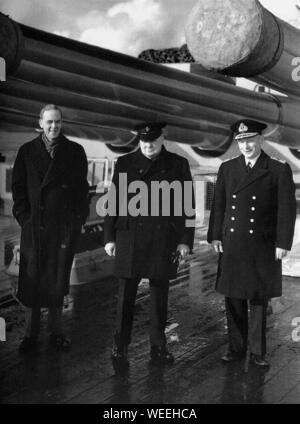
[207,119,296,367]
[104,122,195,365]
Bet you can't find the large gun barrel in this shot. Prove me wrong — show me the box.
[185,0,300,97]
[1,11,300,152]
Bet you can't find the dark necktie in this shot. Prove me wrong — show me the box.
[246,162,252,173]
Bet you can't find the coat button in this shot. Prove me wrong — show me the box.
[139,169,143,173]
[251,207,255,211]
[250,219,254,223]
[249,230,254,234]
[231,217,235,221]
[232,206,236,210]
[232,194,237,199]
[252,196,256,200]
[230,228,234,232]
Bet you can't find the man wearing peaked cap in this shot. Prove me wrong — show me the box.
[134,121,166,140]
[208,118,296,367]
[104,121,195,366]
[231,119,267,141]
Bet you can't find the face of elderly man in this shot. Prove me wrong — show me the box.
[39,109,62,144]
[237,134,263,160]
[139,134,164,160]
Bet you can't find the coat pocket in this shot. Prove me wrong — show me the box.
[20,220,34,248]
[262,228,276,243]
[167,221,180,250]
[21,247,37,280]
[222,224,228,240]
[169,221,179,232]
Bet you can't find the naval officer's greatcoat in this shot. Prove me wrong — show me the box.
[207,150,296,301]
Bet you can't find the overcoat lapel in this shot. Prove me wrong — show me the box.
[30,136,51,182]
[41,136,69,189]
[131,146,170,179]
[234,151,269,193]
[131,149,152,178]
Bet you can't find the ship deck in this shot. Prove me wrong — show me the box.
[1,226,300,405]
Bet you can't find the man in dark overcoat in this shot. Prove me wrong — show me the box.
[208,119,296,367]
[104,122,195,365]
[12,104,89,352]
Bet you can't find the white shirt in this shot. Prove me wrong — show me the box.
[245,153,261,168]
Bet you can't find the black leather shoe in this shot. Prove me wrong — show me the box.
[150,346,174,365]
[250,353,270,367]
[111,345,129,366]
[49,334,71,350]
[221,350,245,362]
[19,337,38,354]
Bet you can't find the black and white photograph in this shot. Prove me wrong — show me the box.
[1,0,300,408]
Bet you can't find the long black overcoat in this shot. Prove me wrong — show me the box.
[207,151,296,300]
[12,134,89,307]
[104,146,195,279]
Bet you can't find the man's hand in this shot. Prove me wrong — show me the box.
[211,240,223,253]
[176,244,190,259]
[275,247,288,261]
[105,242,116,257]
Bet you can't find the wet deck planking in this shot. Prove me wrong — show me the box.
[1,229,300,404]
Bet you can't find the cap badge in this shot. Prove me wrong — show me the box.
[239,123,248,133]
[145,126,150,132]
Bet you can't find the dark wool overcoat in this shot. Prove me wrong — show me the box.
[207,151,296,300]
[12,134,89,307]
[104,146,195,280]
